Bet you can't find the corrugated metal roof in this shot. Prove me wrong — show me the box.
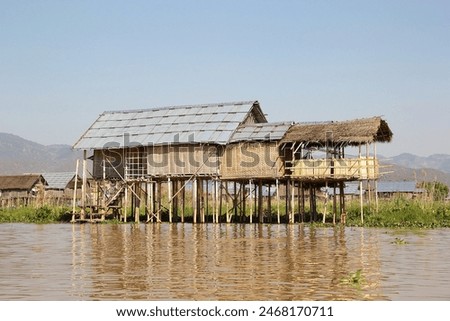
[229,122,293,143]
[376,181,422,193]
[42,172,77,190]
[74,101,265,149]
[324,182,361,195]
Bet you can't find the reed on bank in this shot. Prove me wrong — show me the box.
[1,198,449,227]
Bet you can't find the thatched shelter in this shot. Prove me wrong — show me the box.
[281,116,393,146]
[0,175,47,207]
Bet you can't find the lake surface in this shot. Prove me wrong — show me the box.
[0,223,449,300]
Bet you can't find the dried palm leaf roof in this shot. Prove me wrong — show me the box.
[0,175,47,191]
[281,116,393,146]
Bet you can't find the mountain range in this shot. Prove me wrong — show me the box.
[0,133,82,174]
[1,132,450,186]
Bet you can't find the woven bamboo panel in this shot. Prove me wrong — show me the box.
[221,142,284,179]
[292,157,379,180]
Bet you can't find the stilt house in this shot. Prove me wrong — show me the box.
[73,101,393,224]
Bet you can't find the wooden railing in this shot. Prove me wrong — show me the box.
[289,157,379,180]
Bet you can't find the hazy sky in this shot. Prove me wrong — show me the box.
[0,0,449,157]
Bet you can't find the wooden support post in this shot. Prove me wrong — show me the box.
[200,179,205,223]
[134,183,140,223]
[333,183,337,225]
[80,150,87,220]
[258,180,263,224]
[205,179,209,222]
[249,180,253,224]
[124,183,128,223]
[168,177,173,223]
[359,180,364,224]
[233,181,238,221]
[193,178,197,224]
[290,180,295,224]
[71,159,79,223]
[286,179,291,223]
[323,182,328,224]
[156,180,162,222]
[339,181,346,224]
[146,182,151,222]
[267,183,272,223]
[276,179,280,224]
[181,180,186,223]
[218,180,223,223]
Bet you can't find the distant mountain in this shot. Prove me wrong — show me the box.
[0,133,82,175]
[387,153,450,174]
[379,162,450,187]
[1,132,450,187]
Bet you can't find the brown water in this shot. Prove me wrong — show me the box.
[0,223,449,300]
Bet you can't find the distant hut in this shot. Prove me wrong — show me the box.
[42,172,81,206]
[0,175,47,208]
[375,181,425,199]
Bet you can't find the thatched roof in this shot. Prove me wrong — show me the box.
[0,175,47,191]
[281,116,393,146]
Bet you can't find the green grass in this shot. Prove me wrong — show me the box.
[344,198,450,228]
[1,197,450,228]
[0,206,72,224]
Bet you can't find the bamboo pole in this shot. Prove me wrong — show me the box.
[276,179,280,224]
[267,183,271,223]
[249,179,253,224]
[258,180,263,224]
[323,182,328,224]
[168,177,173,223]
[71,159,79,223]
[81,150,87,220]
[290,180,295,224]
[193,178,197,224]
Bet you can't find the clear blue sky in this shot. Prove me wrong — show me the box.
[1,0,449,157]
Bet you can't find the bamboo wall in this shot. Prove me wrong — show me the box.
[221,142,284,180]
[291,157,379,180]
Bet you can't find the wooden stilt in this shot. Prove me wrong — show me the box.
[193,178,197,224]
[286,179,291,223]
[290,180,295,223]
[156,180,162,222]
[333,183,337,224]
[134,183,140,223]
[168,177,173,223]
[276,179,280,224]
[124,183,128,223]
[81,150,87,220]
[267,183,272,223]
[205,179,209,222]
[181,179,186,223]
[258,180,263,224]
[323,182,328,224]
[200,179,205,223]
[339,181,346,224]
[71,159,79,223]
[249,180,253,224]
[218,180,223,223]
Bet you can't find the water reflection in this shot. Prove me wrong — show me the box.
[73,224,387,300]
[1,223,449,300]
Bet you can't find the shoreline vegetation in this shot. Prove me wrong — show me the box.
[1,198,450,228]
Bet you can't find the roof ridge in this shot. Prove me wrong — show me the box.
[103,100,258,115]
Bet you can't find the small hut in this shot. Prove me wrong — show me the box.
[0,175,47,208]
[42,172,81,206]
